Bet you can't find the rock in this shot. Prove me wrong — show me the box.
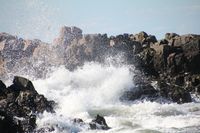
[0,80,6,95]
[53,26,83,47]
[174,75,185,86]
[170,86,192,103]
[73,118,84,124]
[165,33,179,41]
[0,28,200,105]
[13,76,35,92]
[0,77,55,132]
[173,34,199,47]
[120,83,158,101]
[156,79,192,103]
[0,110,23,133]
[146,35,157,44]
[136,47,158,76]
[89,115,110,130]
[131,31,157,46]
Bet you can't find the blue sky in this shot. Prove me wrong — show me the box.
[0,0,200,42]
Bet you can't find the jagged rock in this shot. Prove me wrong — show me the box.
[0,27,200,105]
[0,80,6,100]
[89,115,110,130]
[131,31,157,46]
[73,118,84,124]
[0,110,23,133]
[13,76,35,91]
[53,26,83,47]
[120,83,158,101]
[170,86,192,104]
[0,77,55,132]
[156,79,192,103]
[165,33,179,41]
[136,47,158,76]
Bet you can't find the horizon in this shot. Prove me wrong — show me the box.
[0,0,200,42]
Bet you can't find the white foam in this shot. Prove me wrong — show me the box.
[32,62,200,133]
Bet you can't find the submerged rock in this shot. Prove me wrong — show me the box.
[89,115,110,130]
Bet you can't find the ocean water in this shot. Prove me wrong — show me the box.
[30,62,200,133]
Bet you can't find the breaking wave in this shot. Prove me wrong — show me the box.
[29,62,200,133]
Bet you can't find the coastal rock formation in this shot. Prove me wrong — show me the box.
[0,26,200,104]
[0,76,111,132]
[0,76,55,132]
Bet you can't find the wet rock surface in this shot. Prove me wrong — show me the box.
[1,27,200,105]
[0,77,111,132]
[89,114,110,130]
[0,76,55,132]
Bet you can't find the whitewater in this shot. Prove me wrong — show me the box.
[18,61,199,133]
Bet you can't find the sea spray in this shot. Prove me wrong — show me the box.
[32,62,200,133]
[33,62,135,132]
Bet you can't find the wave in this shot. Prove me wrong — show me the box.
[29,62,200,133]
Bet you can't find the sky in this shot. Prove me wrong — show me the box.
[0,0,200,42]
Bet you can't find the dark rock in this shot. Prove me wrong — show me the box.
[158,39,168,45]
[89,115,110,130]
[0,110,23,133]
[174,75,185,86]
[157,80,171,98]
[73,118,84,124]
[12,76,36,92]
[157,79,192,103]
[187,52,200,74]
[0,80,6,99]
[0,77,55,132]
[1,28,200,106]
[120,83,158,101]
[165,33,179,41]
[136,47,158,76]
[170,86,192,104]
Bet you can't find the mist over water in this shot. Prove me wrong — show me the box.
[30,62,200,133]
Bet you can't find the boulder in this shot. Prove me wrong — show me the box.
[170,86,192,104]
[0,77,55,132]
[53,26,83,47]
[131,31,157,46]
[89,115,110,130]
[136,47,158,76]
[13,76,35,91]
[165,33,179,41]
[120,83,158,101]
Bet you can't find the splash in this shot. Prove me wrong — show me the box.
[32,62,200,133]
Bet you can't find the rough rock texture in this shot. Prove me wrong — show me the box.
[89,114,110,130]
[0,32,62,79]
[0,76,110,133]
[0,76,55,132]
[1,27,200,104]
[134,33,200,103]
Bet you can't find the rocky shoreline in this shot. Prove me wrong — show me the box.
[0,26,200,132]
[0,76,55,132]
[0,76,110,132]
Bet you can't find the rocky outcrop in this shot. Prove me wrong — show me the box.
[0,32,63,79]
[0,76,111,132]
[1,26,200,104]
[133,33,200,103]
[0,76,55,132]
